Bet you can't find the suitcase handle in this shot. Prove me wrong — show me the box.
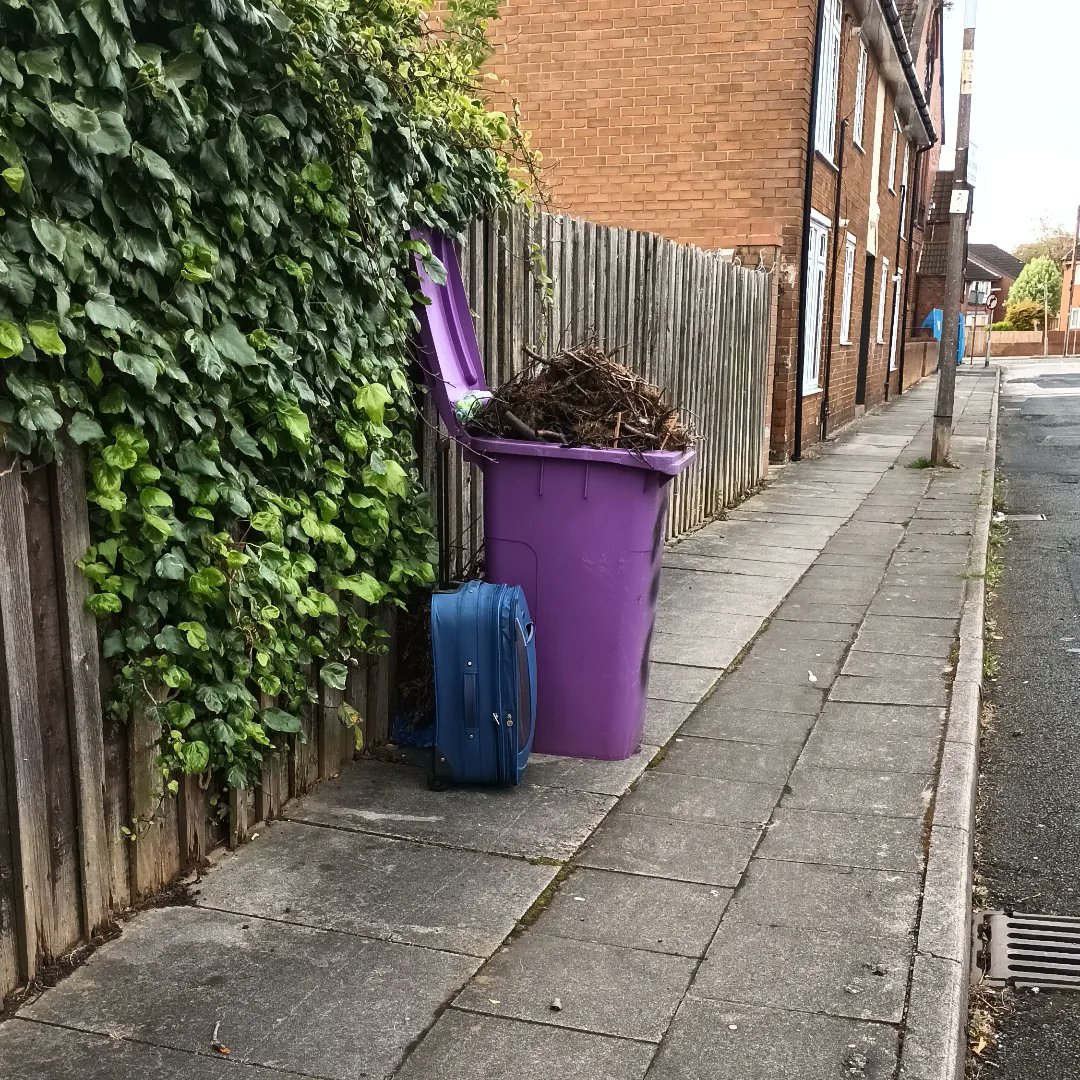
[463,671,478,731]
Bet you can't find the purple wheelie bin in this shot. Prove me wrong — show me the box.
[412,230,695,760]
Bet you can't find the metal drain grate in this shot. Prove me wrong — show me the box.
[974,911,1080,989]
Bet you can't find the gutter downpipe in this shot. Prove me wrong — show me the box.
[793,0,828,463]
[821,118,848,441]
[897,1,943,393]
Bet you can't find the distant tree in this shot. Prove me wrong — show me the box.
[1008,256,1063,315]
[1013,220,1076,268]
[1003,299,1043,332]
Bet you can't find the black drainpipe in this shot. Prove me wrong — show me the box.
[897,2,943,393]
[793,0,828,463]
[820,118,848,441]
[884,175,908,404]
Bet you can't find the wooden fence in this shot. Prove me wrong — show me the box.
[423,210,774,579]
[0,211,773,1003]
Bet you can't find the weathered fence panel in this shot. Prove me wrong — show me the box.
[0,449,394,1001]
[427,210,773,577]
[0,209,772,1003]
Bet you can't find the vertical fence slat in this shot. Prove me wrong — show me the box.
[0,454,50,987]
[52,452,112,932]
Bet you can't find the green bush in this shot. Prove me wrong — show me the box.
[1004,299,1044,331]
[989,321,1015,332]
[0,0,516,787]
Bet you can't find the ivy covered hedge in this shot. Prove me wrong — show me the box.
[0,0,514,788]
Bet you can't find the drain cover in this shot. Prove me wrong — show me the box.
[992,512,1046,522]
[974,911,1080,988]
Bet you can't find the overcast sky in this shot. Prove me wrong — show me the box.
[941,0,1080,250]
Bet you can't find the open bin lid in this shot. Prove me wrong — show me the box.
[411,228,696,477]
[411,228,488,444]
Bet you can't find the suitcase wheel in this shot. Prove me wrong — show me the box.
[427,774,452,792]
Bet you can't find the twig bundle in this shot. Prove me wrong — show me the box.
[469,343,694,453]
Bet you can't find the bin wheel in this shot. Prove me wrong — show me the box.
[428,775,451,792]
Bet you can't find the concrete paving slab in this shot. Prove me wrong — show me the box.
[814,551,896,568]
[757,807,924,873]
[650,631,751,669]
[681,705,816,745]
[653,609,764,643]
[752,619,858,646]
[648,662,723,703]
[831,673,950,707]
[524,748,656,797]
[726,858,920,938]
[656,735,801,785]
[644,697,696,745]
[816,699,946,743]
[868,594,966,619]
[536,867,730,957]
[841,650,954,681]
[735,654,844,688]
[396,1009,657,1080]
[0,1022,287,1080]
[859,613,959,638]
[772,602,866,624]
[694,922,910,1023]
[799,728,941,775]
[578,811,760,886]
[21,906,478,1080]
[669,540,816,565]
[783,764,934,818]
[620,771,780,827]
[852,627,956,658]
[455,932,695,1042]
[647,998,899,1080]
[706,680,826,715]
[193,821,555,956]
[286,760,614,861]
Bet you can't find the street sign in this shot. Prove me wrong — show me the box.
[987,296,998,311]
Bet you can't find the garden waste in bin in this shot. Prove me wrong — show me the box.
[412,230,695,760]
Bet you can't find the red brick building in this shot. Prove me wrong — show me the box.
[488,0,945,459]
[1058,249,1080,340]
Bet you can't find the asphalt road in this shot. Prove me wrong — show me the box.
[977,358,1080,1077]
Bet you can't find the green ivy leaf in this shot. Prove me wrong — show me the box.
[178,621,208,650]
[69,412,105,445]
[86,592,123,615]
[179,740,210,774]
[276,403,310,446]
[50,100,101,135]
[319,661,348,691]
[262,707,302,733]
[1,167,24,194]
[301,162,334,192]
[0,322,23,359]
[27,321,66,356]
[355,383,393,424]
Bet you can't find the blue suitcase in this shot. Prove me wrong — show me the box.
[430,581,537,787]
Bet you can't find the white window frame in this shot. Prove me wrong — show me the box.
[877,257,890,344]
[839,234,857,344]
[853,42,868,149]
[889,269,903,371]
[899,142,911,235]
[887,113,900,193]
[804,211,831,395]
[1070,307,1080,331]
[814,0,843,161]
[968,280,991,305]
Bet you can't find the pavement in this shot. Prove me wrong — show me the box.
[0,369,998,1080]
[975,358,1080,1078]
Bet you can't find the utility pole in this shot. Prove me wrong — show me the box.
[931,0,977,465]
[1064,203,1080,358]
